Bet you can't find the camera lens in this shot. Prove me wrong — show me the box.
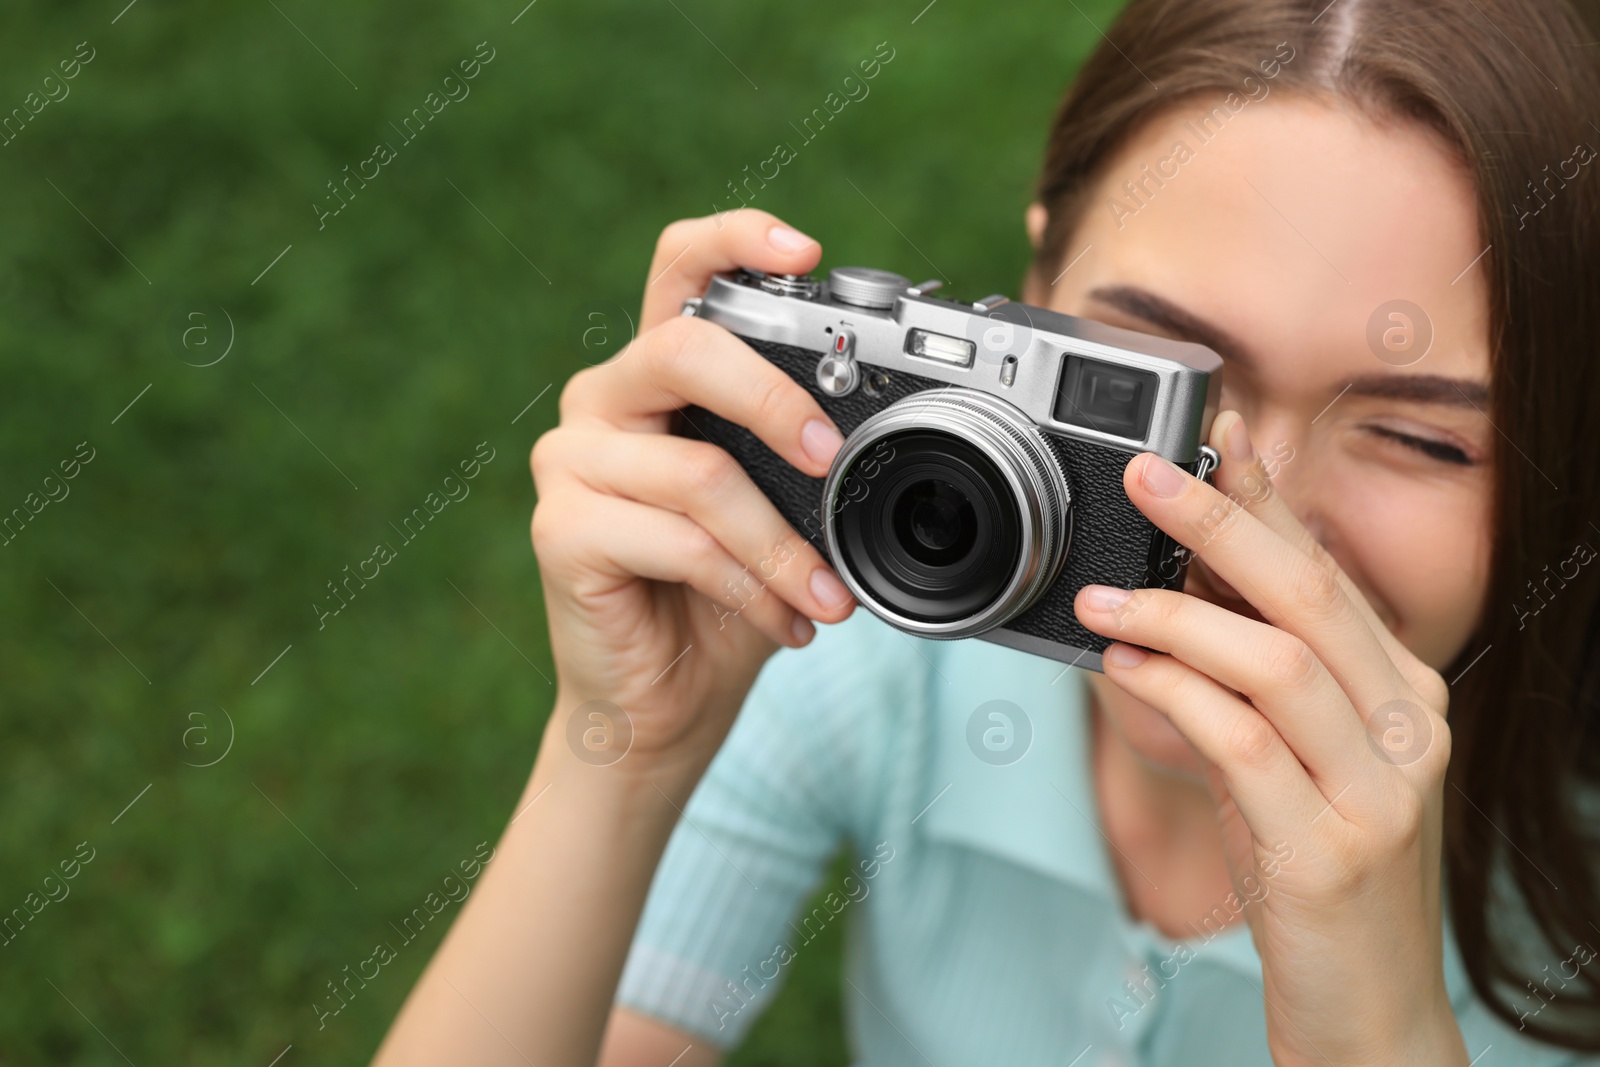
[834,432,1021,623]
[898,479,972,561]
[822,389,1071,638]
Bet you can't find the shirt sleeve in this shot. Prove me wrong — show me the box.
[614,608,915,1048]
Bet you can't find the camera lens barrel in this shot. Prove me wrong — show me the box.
[822,388,1072,638]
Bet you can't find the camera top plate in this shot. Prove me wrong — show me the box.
[686,267,1222,463]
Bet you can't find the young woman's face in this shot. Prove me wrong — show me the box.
[1024,94,1495,776]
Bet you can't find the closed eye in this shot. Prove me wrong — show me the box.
[1366,425,1474,466]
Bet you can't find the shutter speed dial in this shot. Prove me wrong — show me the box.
[756,272,821,299]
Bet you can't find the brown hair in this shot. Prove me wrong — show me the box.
[1027,0,1600,1051]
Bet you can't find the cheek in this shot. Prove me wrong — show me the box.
[1318,463,1492,668]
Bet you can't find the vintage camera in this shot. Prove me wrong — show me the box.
[673,266,1222,671]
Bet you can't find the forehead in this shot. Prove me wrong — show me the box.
[1053,93,1490,386]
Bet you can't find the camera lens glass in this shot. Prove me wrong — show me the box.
[834,430,1021,623]
[895,479,974,563]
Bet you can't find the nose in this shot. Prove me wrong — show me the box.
[1237,411,1329,546]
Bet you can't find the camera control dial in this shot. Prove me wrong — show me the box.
[755,271,822,299]
[828,267,912,310]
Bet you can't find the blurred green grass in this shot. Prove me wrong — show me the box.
[0,0,1105,1062]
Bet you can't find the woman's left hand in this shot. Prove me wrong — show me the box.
[1074,409,1469,1067]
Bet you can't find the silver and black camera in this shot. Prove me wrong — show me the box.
[674,265,1222,671]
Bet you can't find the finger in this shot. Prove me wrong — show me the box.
[540,427,855,623]
[1099,643,1329,834]
[561,314,845,479]
[1207,410,1445,703]
[541,491,814,649]
[1077,585,1376,790]
[639,210,822,331]
[1124,450,1407,712]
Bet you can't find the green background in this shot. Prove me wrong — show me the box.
[0,0,1107,1062]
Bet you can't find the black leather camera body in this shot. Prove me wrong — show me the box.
[672,266,1222,671]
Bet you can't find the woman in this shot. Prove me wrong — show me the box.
[374,0,1600,1062]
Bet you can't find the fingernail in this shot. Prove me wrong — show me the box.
[1140,454,1188,498]
[1083,585,1133,612]
[810,566,852,610]
[1104,643,1149,668]
[1224,413,1255,463]
[801,418,844,468]
[768,225,816,253]
[790,614,816,646]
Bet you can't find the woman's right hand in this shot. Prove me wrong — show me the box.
[528,210,858,782]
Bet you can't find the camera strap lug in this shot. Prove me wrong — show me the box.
[1193,443,1221,485]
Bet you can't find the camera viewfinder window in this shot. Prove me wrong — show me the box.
[1052,355,1158,442]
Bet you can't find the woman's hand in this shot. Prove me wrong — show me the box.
[374,213,856,1067]
[1073,410,1468,1067]
[530,209,856,785]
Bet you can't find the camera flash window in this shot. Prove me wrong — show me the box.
[906,328,976,369]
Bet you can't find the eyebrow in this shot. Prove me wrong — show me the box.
[1086,284,1491,408]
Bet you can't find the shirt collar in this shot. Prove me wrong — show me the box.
[912,630,1260,978]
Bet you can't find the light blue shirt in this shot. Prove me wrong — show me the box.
[617,607,1592,1066]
